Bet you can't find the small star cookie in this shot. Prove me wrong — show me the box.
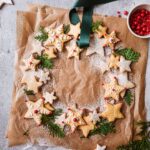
[118,56,131,73]
[79,116,94,137]
[103,77,125,101]
[21,71,42,93]
[66,42,83,59]
[43,91,57,104]
[68,23,81,39]
[36,69,50,84]
[100,103,124,122]
[43,47,57,59]
[96,25,107,38]
[108,54,120,70]
[99,58,109,74]
[31,40,44,55]
[55,113,67,128]
[86,35,105,58]
[44,24,71,52]
[103,31,120,50]
[89,110,100,124]
[24,99,51,125]
[22,55,40,71]
[95,144,106,150]
[65,108,85,133]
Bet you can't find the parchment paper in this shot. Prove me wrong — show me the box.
[6,4,148,150]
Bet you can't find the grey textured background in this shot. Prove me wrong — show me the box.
[0,0,149,150]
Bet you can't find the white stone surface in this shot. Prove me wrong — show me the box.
[0,0,149,150]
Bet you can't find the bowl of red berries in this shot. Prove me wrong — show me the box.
[127,4,150,38]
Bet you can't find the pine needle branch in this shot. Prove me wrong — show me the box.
[115,48,140,62]
[91,21,103,33]
[124,90,133,106]
[35,26,48,42]
[36,54,53,69]
[63,24,70,34]
[88,119,116,137]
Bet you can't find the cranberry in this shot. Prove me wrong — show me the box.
[117,11,121,14]
[123,10,129,16]
[73,118,78,122]
[34,110,38,113]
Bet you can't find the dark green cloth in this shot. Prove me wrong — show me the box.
[69,0,118,48]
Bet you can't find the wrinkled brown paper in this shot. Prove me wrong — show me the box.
[6,4,148,150]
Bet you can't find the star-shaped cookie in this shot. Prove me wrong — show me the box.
[118,56,131,73]
[43,47,57,59]
[24,99,51,125]
[43,91,57,104]
[95,144,106,150]
[79,116,94,137]
[103,77,125,101]
[108,54,120,70]
[95,25,107,38]
[66,42,83,59]
[22,55,40,71]
[99,58,109,74]
[86,35,105,58]
[44,24,71,52]
[55,113,66,128]
[21,71,42,93]
[89,110,100,124]
[68,23,81,39]
[65,108,85,133]
[31,40,44,55]
[100,103,124,122]
[36,69,50,84]
[103,31,120,50]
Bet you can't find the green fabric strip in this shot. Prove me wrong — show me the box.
[69,0,118,48]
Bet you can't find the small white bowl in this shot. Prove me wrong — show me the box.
[127,4,150,39]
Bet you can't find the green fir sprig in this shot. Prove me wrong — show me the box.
[35,26,48,42]
[124,90,133,106]
[88,119,116,137]
[36,54,53,69]
[24,89,35,95]
[91,21,103,33]
[115,48,140,62]
[117,121,150,150]
[63,24,70,34]
[41,109,65,138]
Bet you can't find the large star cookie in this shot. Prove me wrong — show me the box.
[100,103,124,122]
[44,24,71,52]
[103,77,125,101]
[65,108,85,133]
[86,35,105,58]
[95,144,106,150]
[66,42,83,59]
[24,99,51,125]
[21,71,42,93]
[68,23,81,39]
[118,56,131,73]
[95,25,107,38]
[108,54,120,70]
[79,116,94,137]
[103,31,120,50]
[22,54,40,71]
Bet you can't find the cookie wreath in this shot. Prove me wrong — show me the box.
[20,20,141,149]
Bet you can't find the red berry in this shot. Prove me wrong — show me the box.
[142,27,146,31]
[141,13,145,17]
[123,10,129,16]
[34,110,38,113]
[117,11,121,14]
[73,118,78,122]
